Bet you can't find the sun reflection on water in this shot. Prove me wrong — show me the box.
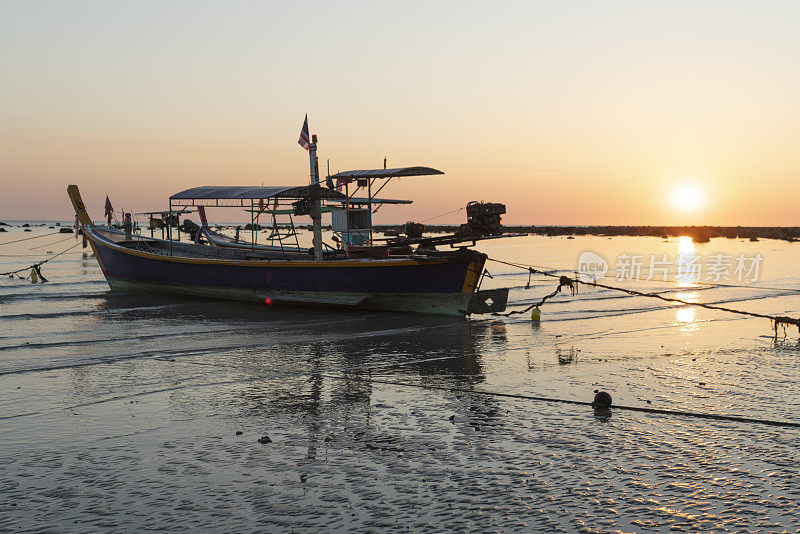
[674,237,700,332]
[673,290,700,333]
[676,236,699,287]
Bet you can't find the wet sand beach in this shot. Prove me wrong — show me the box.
[2,225,800,532]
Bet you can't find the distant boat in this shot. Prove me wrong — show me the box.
[67,138,514,316]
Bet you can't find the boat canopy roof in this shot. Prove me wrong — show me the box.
[346,197,412,205]
[136,208,197,215]
[328,166,443,180]
[170,185,346,202]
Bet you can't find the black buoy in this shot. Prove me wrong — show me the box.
[592,391,612,409]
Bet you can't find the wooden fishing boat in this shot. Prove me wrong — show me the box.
[67,134,513,316]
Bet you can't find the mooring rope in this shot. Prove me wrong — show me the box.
[337,375,800,429]
[499,275,578,315]
[28,234,78,251]
[487,257,800,332]
[0,231,63,246]
[418,206,465,223]
[0,242,82,279]
[493,261,800,293]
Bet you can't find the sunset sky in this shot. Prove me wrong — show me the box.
[1,1,798,225]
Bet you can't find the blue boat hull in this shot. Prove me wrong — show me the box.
[88,228,485,316]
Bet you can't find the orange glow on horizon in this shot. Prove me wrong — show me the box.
[0,3,797,226]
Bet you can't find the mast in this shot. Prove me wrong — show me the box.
[309,134,323,261]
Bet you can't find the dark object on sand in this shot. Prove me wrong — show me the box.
[59,228,74,234]
[592,391,612,408]
[235,431,243,436]
[258,435,272,444]
[181,219,201,239]
[403,221,425,239]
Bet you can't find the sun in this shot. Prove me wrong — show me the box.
[671,182,705,212]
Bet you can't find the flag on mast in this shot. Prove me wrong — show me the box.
[104,195,113,225]
[298,114,310,150]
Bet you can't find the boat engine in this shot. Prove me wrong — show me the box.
[465,201,506,235]
[385,200,513,249]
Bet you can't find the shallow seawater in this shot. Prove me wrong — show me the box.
[2,224,800,532]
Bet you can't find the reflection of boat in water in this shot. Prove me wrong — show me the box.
[68,130,517,316]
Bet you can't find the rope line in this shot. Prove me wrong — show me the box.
[418,206,464,223]
[29,235,77,250]
[0,231,62,246]
[342,376,800,429]
[1,243,82,278]
[487,257,800,332]
[0,252,84,258]
[506,264,800,294]
[500,275,578,316]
